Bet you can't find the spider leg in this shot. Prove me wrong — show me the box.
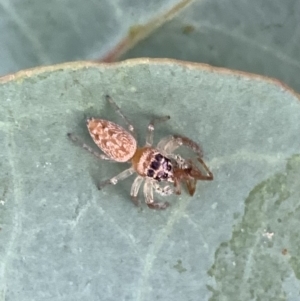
[157,135,203,158]
[143,180,169,210]
[145,116,170,146]
[194,157,214,181]
[185,177,197,196]
[130,175,144,206]
[67,133,114,161]
[98,167,135,190]
[174,135,204,158]
[158,134,213,178]
[152,181,174,196]
[173,177,182,195]
[106,95,136,138]
[158,134,213,196]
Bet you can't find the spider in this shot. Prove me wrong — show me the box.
[67,95,213,209]
[159,135,213,196]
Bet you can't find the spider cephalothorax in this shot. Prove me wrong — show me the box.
[131,148,174,182]
[68,95,213,209]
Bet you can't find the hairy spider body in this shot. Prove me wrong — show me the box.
[68,95,213,210]
[87,118,136,162]
[88,117,174,183]
[130,147,173,181]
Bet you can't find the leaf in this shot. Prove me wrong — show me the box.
[208,154,300,300]
[120,0,300,93]
[1,0,299,95]
[0,0,187,76]
[0,59,300,300]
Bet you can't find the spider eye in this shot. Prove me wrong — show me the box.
[167,164,172,171]
[163,173,168,179]
[150,161,160,170]
[147,169,155,177]
[155,154,163,162]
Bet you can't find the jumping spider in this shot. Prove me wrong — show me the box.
[68,95,213,209]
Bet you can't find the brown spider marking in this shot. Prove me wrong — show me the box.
[173,157,213,196]
[169,135,214,196]
[68,95,213,209]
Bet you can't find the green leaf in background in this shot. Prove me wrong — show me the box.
[1,59,300,300]
[1,0,299,94]
[122,0,300,93]
[0,0,187,75]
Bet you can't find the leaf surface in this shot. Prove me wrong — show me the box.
[0,59,300,301]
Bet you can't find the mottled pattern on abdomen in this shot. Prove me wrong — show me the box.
[87,118,137,162]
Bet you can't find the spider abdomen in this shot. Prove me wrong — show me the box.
[87,118,137,162]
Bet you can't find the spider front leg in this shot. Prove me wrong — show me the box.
[143,180,169,210]
[152,181,174,196]
[194,157,214,181]
[130,177,173,208]
[157,134,213,179]
[157,134,203,158]
[130,175,144,206]
[145,116,170,146]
